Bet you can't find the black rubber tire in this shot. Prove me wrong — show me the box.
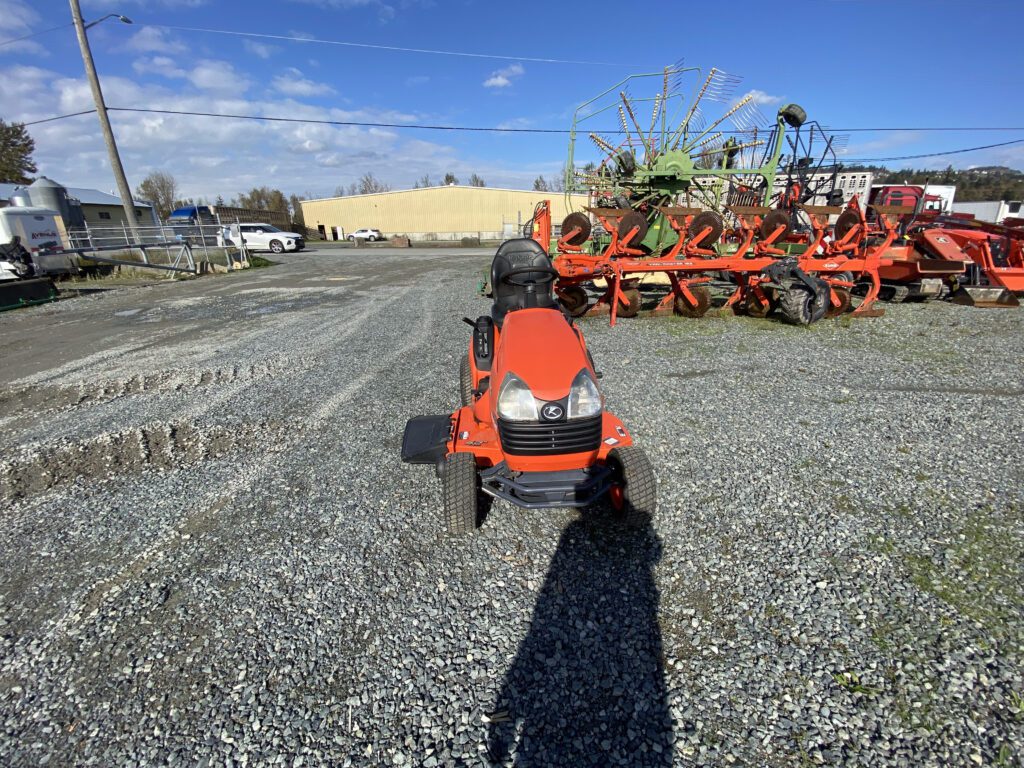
[778,279,829,325]
[348,235,356,242]
[558,285,590,317]
[617,288,642,318]
[459,354,473,406]
[269,240,284,253]
[443,453,479,535]
[607,446,657,527]
[780,103,807,128]
[673,285,711,318]
[368,235,377,242]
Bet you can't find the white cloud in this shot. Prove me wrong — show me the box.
[743,89,782,106]
[132,56,186,79]
[0,0,47,55]
[189,59,252,95]
[125,27,187,54]
[483,63,524,89]
[243,39,278,59]
[2,63,575,201]
[271,68,336,98]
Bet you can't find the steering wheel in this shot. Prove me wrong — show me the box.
[500,265,558,287]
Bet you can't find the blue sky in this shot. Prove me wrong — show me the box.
[2,0,1022,201]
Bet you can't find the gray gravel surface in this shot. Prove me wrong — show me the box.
[1,249,1022,766]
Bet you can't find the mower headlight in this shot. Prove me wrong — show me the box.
[567,369,602,419]
[497,373,538,422]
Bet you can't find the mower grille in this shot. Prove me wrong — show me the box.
[497,415,602,456]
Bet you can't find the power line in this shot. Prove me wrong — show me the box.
[840,137,1024,164]
[21,107,1024,164]
[0,22,73,48]
[147,24,618,66]
[24,109,98,126]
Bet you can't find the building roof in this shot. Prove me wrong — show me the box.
[0,182,152,208]
[303,184,585,203]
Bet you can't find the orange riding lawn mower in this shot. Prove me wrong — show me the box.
[401,238,656,535]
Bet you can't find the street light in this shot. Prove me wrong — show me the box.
[84,14,133,31]
[68,1,139,236]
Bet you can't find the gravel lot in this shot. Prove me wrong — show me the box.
[1,248,1022,766]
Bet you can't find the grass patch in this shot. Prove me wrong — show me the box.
[899,507,1024,643]
[833,670,881,696]
[247,255,277,269]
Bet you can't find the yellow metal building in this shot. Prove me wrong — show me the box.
[300,185,588,241]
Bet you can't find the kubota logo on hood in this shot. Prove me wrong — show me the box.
[540,403,564,421]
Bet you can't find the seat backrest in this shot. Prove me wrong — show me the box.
[490,238,558,325]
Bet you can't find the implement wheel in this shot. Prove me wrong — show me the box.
[617,287,642,318]
[607,446,657,527]
[778,279,829,325]
[759,210,792,241]
[558,285,590,317]
[443,453,480,535]
[673,285,711,318]
[689,211,723,249]
[824,287,852,318]
[459,354,473,406]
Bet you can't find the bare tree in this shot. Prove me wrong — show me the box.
[468,173,486,187]
[236,186,290,212]
[533,176,549,192]
[414,174,433,189]
[288,193,305,225]
[135,171,179,219]
[443,172,459,185]
[357,173,390,195]
[333,186,347,197]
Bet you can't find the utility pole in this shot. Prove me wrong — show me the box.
[68,0,140,237]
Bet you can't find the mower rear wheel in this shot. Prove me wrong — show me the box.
[617,288,642,318]
[443,453,479,535]
[674,286,711,318]
[558,285,590,317]
[459,354,473,406]
[778,279,829,325]
[607,446,657,527]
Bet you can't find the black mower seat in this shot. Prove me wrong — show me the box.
[490,238,559,326]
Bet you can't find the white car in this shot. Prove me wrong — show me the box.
[348,228,383,242]
[221,223,305,253]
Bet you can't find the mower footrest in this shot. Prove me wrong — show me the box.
[401,415,451,464]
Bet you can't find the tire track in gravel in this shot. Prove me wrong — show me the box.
[0,284,418,502]
[6,281,439,650]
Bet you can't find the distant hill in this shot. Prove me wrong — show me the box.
[841,165,1024,202]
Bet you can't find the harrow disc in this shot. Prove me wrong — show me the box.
[834,210,860,242]
[743,288,776,318]
[673,286,711,318]
[558,285,590,317]
[690,211,724,249]
[824,287,852,318]
[617,212,649,249]
[560,213,592,246]
[759,210,792,242]
[617,288,642,317]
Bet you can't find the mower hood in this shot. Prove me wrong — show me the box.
[492,308,593,403]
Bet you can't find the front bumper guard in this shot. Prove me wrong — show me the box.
[479,461,612,509]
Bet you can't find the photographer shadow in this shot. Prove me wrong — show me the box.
[486,517,673,766]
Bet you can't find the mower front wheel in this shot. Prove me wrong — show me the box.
[443,453,480,535]
[459,354,473,406]
[607,446,657,527]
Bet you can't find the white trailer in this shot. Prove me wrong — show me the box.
[951,200,1024,224]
